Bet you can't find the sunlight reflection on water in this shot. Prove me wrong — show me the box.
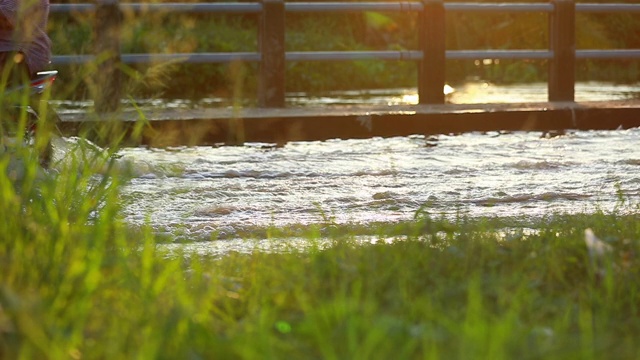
[53,81,640,112]
[285,81,640,106]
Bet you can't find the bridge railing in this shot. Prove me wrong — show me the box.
[50,1,640,111]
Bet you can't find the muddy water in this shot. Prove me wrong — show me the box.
[52,81,636,111]
[55,82,640,252]
[115,128,640,243]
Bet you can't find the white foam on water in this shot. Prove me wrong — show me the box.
[115,128,640,244]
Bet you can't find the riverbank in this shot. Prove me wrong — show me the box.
[3,199,640,358]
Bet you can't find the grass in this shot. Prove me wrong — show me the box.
[2,128,640,359]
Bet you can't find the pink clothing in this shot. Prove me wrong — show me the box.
[0,0,51,75]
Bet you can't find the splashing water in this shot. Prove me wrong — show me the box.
[101,128,640,243]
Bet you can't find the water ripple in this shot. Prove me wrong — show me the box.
[114,129,640,241]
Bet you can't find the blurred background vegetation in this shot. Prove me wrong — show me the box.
[47,0,640,102]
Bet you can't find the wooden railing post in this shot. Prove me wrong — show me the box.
[549,0,575,102]
[258,0,285,108]
[93,0,123,113]
[418,0,446,105]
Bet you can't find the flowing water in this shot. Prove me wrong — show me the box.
[115,129,640,239]
[54,81,638,112]
[288,81,640,106]
[54,81,640,253]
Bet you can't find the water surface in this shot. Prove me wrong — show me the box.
[54,81,640,112]
[54,81,640,251]
[116,129,640,243]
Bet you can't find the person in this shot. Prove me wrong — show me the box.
[0,0,53,168]
[0,0,52,88]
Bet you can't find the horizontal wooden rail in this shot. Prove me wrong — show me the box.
[52,53,262,65]
[50,2,567,13]
[448,50,553,60]
[53,49,640,65]
[50,3,263,14]
[445,3,554,12]
[49,1,640,111]
[577,50,640,60]
[576,4,640,13]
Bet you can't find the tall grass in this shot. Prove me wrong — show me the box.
[2,123,640,360]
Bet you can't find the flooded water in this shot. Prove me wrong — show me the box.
[110,128,640,243]
[53,81,640,112]
[288,81,640,106]
[54,81,640,252]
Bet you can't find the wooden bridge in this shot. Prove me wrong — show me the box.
[50,1,640,145]
[57,99,640,147]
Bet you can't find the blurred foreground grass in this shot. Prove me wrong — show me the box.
[2,138,640,359]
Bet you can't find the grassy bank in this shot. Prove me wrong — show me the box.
[2,142,640,359]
